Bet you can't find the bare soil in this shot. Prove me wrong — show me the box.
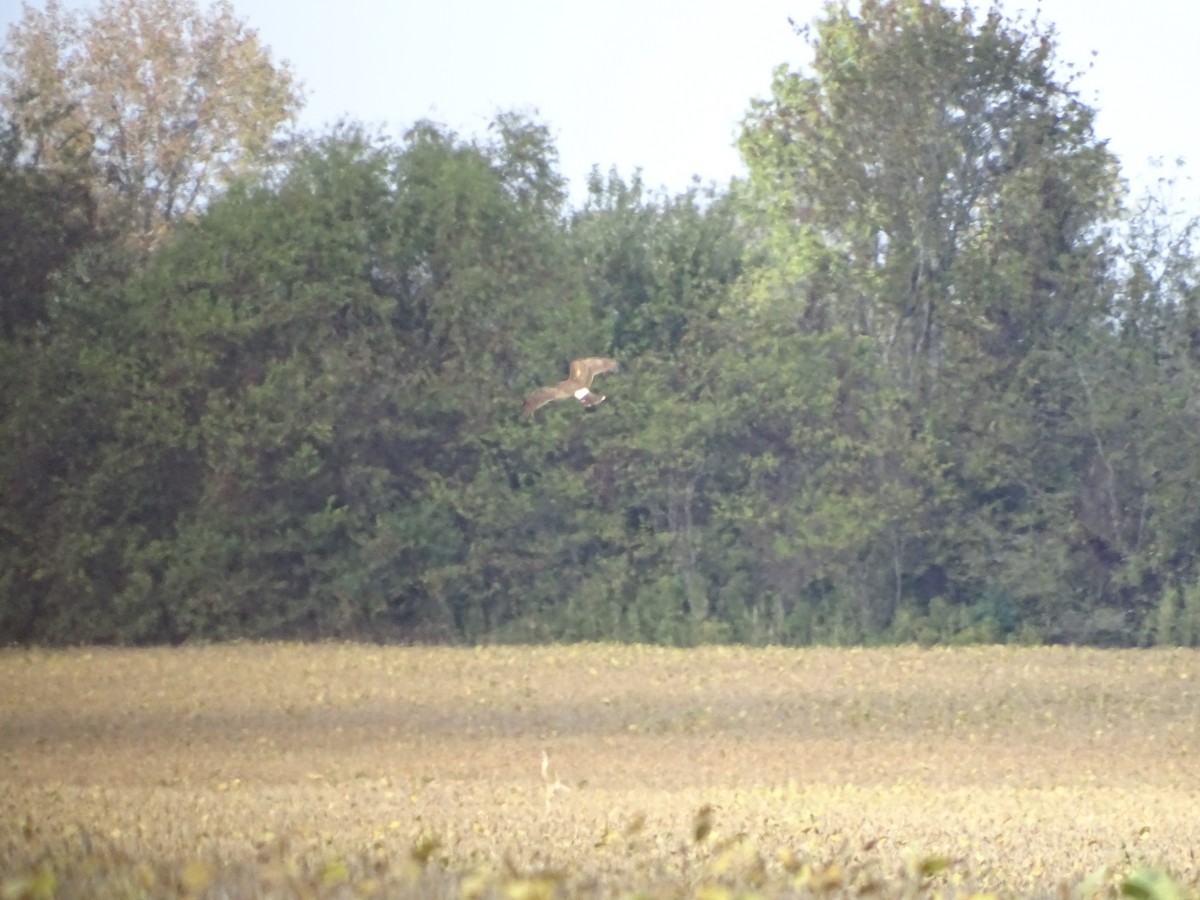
[2,643,1198,896]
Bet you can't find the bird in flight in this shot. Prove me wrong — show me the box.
[522,357,620,416]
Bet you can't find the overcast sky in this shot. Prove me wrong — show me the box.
[2,0,1196,212]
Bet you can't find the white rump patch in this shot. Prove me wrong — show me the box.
[574,387,591,401]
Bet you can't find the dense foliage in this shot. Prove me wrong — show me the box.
[2,0,1199,645]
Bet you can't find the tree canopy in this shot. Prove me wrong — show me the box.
[2,0,1199,646]
[1,0,300,248]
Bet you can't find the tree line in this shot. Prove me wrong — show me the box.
[2,0,1199,646]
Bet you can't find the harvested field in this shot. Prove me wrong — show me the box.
[1,643,1198,897]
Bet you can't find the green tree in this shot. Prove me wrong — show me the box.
[737,0,1124,640]
[549,175,748,642]
[0,254,177,641]
[571,170,745,357]
[421,172,753,645]
[1096,185,1200,643]
[741,0,1118,387]
[0,117,98,340]
[0,115,611,643]
[0,114,124,641]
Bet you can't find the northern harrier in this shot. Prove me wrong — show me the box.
[522,357,620,416]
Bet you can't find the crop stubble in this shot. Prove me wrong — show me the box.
[1,643,1198,895]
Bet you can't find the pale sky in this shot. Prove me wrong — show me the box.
[2,0,1196,213]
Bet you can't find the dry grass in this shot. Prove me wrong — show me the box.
[1,643,1198,897]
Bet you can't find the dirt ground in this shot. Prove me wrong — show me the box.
[1,643,1198,896]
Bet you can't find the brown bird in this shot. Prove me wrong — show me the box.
[522,357,620,416]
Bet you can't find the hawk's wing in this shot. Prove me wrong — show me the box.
[568,357,620,386]
[522,385,571,416]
